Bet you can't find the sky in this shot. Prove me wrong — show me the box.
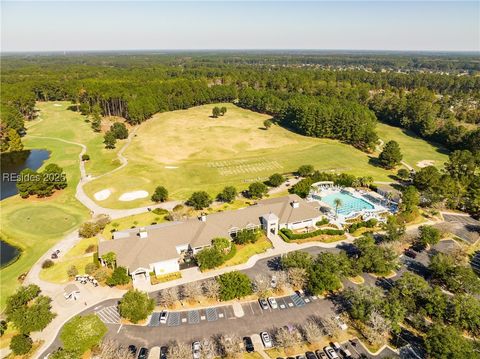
[1,1,479,52]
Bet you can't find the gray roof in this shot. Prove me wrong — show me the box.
[98,194,319,271]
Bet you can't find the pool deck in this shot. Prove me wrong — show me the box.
[308,186,394,226]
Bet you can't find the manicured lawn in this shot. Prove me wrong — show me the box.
[376,122,449,169]
[0,102,115,309]
[222,236,272,267]
[39,256,93,284]
[64,237,98,259]
[84,103,406,209]
[102,211,167,239]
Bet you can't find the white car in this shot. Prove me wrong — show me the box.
[192,341,201,359]
[267,297,278,309]
[270,275,277,288]
[323,346,339,359]
[159,311,168,324]
[260,331,273,348]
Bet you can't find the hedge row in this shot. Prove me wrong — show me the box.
[348,218,378,233]
[280,227,344,240]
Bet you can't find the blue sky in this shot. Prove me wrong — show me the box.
[1,1,479,52]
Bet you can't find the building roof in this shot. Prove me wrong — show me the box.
[98,194,320,272]
[64,284,80,294]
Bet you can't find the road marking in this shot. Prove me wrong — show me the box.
[96,306,120,324]
[117,324,123,333]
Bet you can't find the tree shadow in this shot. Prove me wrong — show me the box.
[367,155,383,168]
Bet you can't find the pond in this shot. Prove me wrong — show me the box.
[0,149,50,200]
[0,240,21,268]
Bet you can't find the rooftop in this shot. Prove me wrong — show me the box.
[98,194,320,271]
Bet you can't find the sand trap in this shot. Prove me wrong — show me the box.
[417,160,435,168]
[119,190,149,201]
[94,189,111,201]
[53,104,63,107]
[165,166,178,169]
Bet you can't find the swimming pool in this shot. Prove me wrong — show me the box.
[321,191,374,216]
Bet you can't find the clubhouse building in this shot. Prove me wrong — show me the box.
[98,194,321,282]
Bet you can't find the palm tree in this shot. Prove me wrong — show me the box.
[333,198,342,219]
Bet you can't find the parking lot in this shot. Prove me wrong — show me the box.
[147,305,235,327]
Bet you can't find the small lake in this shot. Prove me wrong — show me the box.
[0,240,20,268]
[0,149,50,200]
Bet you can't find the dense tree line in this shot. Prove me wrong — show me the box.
[1,53,478,155]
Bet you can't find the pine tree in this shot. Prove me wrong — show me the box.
[7,129,23,152]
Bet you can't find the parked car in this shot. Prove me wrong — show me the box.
[271,275,277,288]
[260,331,273,348]
[331,342,341,351]
[160,346,168,359]
[296,355,306,359]
[128,345,137,356]
[243,336,254,353]
[192,341,201,359]
[404,248,417,259]
[51,252,58,259]
[160,311,168,324]
[323,346,339,359]
[137,347,149,359]
[259,298,269,310]
[339,348,352,359]
[305,352,317,359]
[295,289,305,298]
[315,349,327,359]
[268,297,278,309]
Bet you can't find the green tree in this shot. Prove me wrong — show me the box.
[5,285,56,334]
[91,118,101,132]
[234,229,259,245]
[7,128,23,152]
[413,166,441,191]
[118,290,155,323]
[196,247,225,270]
[43,163,67,190]
[307,266,341,295]
[396,168,410,181]
[281,251,313,270]
[445,150,477,184]
[417,225,441,248]
[263,119,272,129]
[220,106,227,116]
[106,266,130,286]
[16,168,40,198]
[383,215,405,242]
[187,191,212,210]
[216,186,237,203]
[110,122,129,139]
[378,140,402,169]
[400,186,420,213]
[425,324,474,359]
[0,320,7,336]
[48,348,81,359]
[81,154,90,161]
[288,178,313,198]
[60,315,107,353]
[10,334,32,355]
[103,131,116,149]
[101,251,116,268]
[333,198,342,219]
[212,107,221,118]
[151,186,168,202]
[248,182,268,199]
[267,173,285,187]
[217,271,252,301]
[297,165,314,177]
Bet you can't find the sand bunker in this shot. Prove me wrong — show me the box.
[165,166,178,169]
[417,160,435,168]
[119,190,149,201]
[53,104,63,107]
[94,189,111,201]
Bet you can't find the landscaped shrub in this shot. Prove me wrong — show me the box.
[42,259,54,269]
[152,208,169,215]
[196,239,237,271]
[217,271,253,301]
[84,244,97,253]
[81,154,90,161]
[106,266,130,286]
[233,229,259,245]
[280,228,344,240]
[85,262,99,275]
[118,290,155,323]
[315,218,329,226]
[10,334,33,355]
[66,265,78,278]
[348,219,378,233]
